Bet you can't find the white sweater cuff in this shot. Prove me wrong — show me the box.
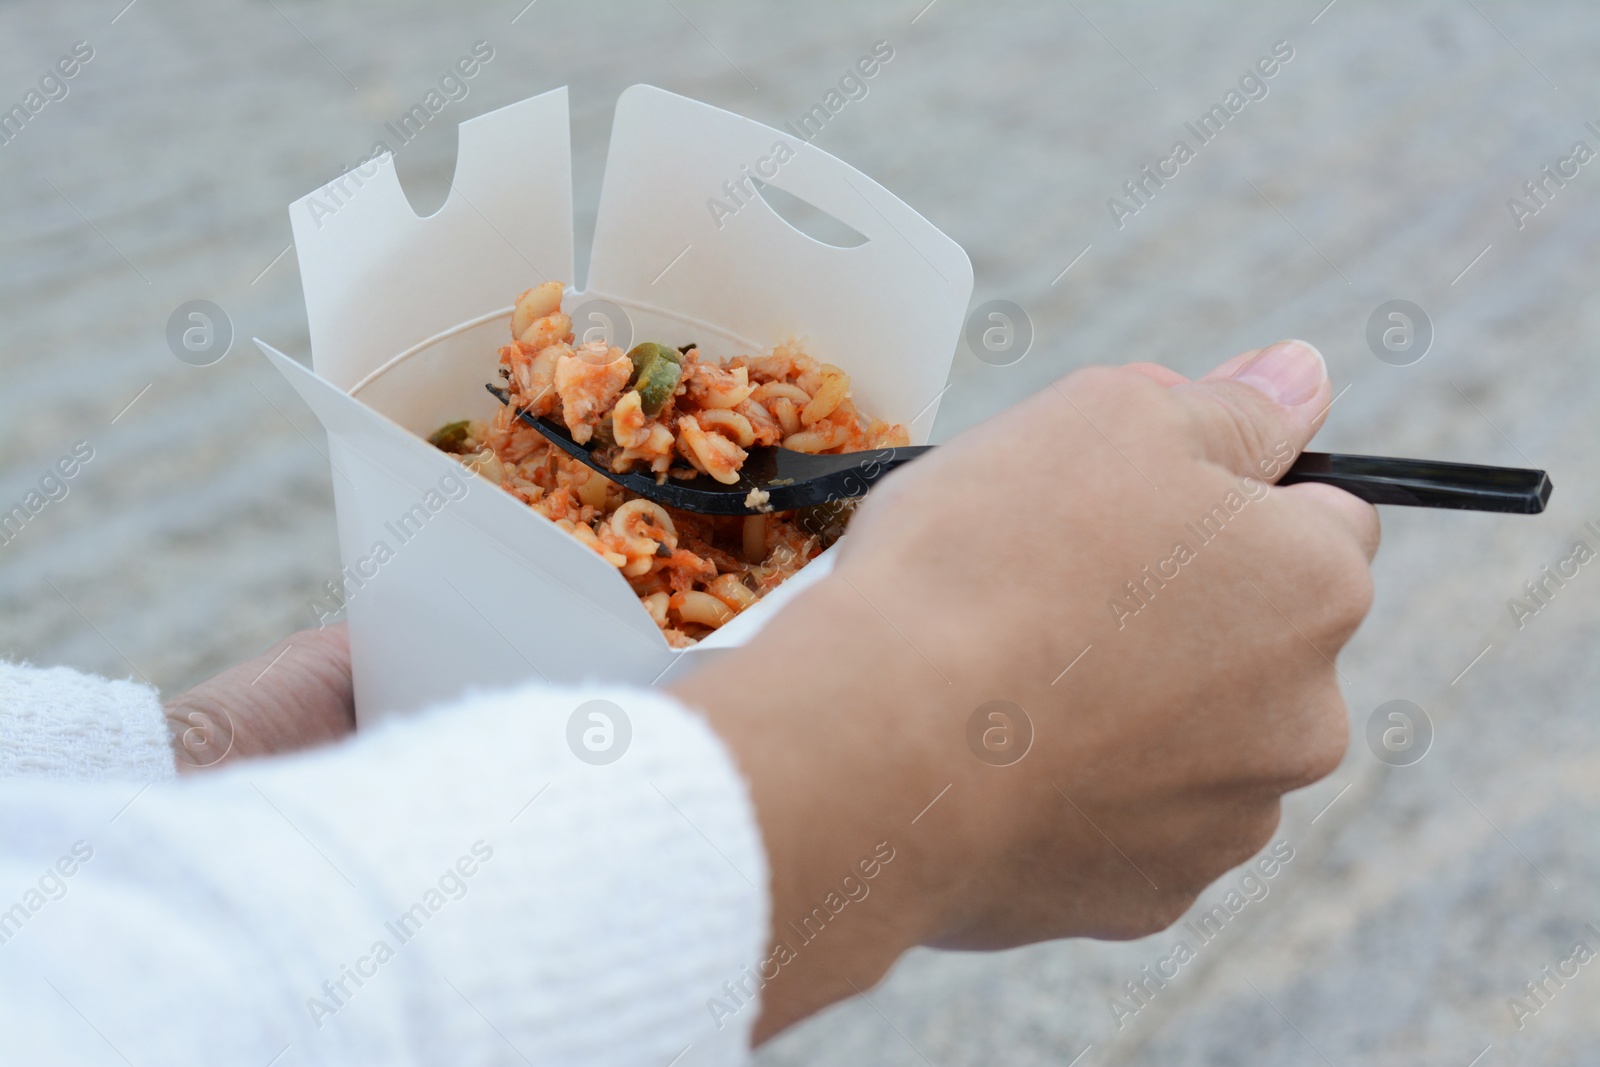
[0,661,175,782]
[0,681,769,1066]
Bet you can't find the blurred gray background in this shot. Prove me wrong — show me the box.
[2,1,1597,1063]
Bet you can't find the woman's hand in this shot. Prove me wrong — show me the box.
[673,340,1379,1041]
[163,624,355,772]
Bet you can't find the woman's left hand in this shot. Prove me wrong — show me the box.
[163,624,355,771]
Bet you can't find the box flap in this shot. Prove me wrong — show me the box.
[588,85,973,442]
[291,88,576,392]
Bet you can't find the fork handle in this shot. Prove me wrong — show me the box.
[1278,452,1551,513]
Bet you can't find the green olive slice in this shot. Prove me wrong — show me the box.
[633,353,682,415]
[626,342,683,382]
[428,420,474,453]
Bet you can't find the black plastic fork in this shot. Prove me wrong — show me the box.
[487,384,928,514]
[487,384,1551,516]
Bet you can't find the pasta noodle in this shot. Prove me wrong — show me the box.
[429,282,907,647]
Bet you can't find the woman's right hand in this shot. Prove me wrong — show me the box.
[674,339,1380,1041]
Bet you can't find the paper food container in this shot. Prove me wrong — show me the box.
[258,85,973,726]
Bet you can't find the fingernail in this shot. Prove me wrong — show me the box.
[1231,340,1326,407]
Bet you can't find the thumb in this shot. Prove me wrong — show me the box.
[1170,339,1331,477]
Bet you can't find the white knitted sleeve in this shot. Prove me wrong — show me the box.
[0,681,769,1067]
[0,662,176,782]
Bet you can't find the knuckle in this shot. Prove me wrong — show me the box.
[1049,366,1180,466]
[1303,712,1350,783]
[1062,364,1168,410]
[1100,888,1200,940]
[1283,519,1376,642]
[1145,804,1284,932]
[1341,556,1376,624]
[1358,500,1383,555]
[1316,539,1377,636]
[1244,800,1285,855]
[1211,803,1286,883]
[1192,386,1277,466]
[1279,690,1351,788]
[1214,801,1283,875]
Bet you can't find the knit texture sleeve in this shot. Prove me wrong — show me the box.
[0,661,176,782]
[0,681,769,1067]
